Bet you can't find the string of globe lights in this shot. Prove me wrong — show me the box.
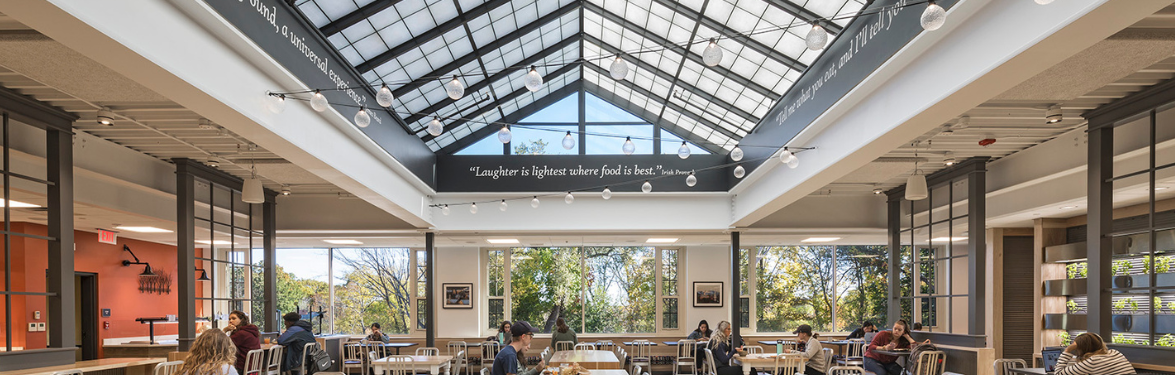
[264,0,1004,119]
[429,146,814,215]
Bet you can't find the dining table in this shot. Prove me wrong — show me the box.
[371,355,454,375]
[346,341,420,355]
[1007,369,1047,375]
[733,353,806,375]
[547,350,622,369]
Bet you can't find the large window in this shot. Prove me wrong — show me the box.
[194,179,267,333]
[739,245,888,333]
[895,176,972,334]
[487,247,680,334]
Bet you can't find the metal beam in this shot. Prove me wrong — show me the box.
[583,62,739,141]
[647,0,807,72]
[763,0,843,34]
[1084,79,1174,130]
[583,82,726,155]
[583,2,776,99]
[263,200,277,332]
[730,231,741,340]
[419,46,581,141]
[1086,125,1113,336]
[320,0,405,36]
[439,81,582,154]
[967,167,986,336]
[425,233,435,347]
[886,198,901,325]
[0,85,77,133]
[356,0,513,73]
[45,127,74,350]
[175,159,196,351]
[390,2,580,99]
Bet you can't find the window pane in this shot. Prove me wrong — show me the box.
[277,249,330,333]
[512,125,577,155]
[740,297,750,328]
[510,247,583,333]
[834,245,889,331]
[417,300,427,330]
[739,248,750,296]
[584,247,655,333]
[585,125,653,155]
[455,133,506,155]
[488,250,504,297]
[663,297,679,330]
[756,246,834,332]
[332,248,412,334]
[417,250,428,298]
[662,249,678,296]
[488,298,505,330]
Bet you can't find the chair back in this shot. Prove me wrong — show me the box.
[343,344,365,374]
[481,368,491,375]
[448,341,468,357]
[596,340,617,352]
[743,345,763,354]
[702,348,718,375]
[677,340,697,359]
[574,343,596,351]
[266,345,285,375]
[993,358,1027,375]
[772,354,804,375]
[845,340,865,358]
[452,350,468,375]
[482,342,502,370]
[555,341,576,351]
[244,348,267,375]
[153,360,184,375]
[301,342,319,374]
[630,365,643,375]
[826,366,867,375]
[822,347,835,372]
[630,340,653,359]
[912,350,947,375]
[417,347,440,356]
[376,355,415,375]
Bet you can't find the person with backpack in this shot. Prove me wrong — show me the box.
[278,312,315,373]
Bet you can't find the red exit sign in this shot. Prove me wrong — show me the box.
[98,229,117,245]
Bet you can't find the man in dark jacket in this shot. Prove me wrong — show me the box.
[278,312,316,373]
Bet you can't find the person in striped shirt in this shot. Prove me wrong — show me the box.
[1055,333,1136,375]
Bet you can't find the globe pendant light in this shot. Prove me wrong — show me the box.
[562,131,576,150]
[376,84,395,107]
[497,126,512,144]
[702,38,723,67]
[564,192,574,204]
[310,90,329,112]
[469,203,478,214]
[622,137,636,155]
[441,205,450,215]
[531,196,540,208]
[601,187,612,200]
[805,23,828,51]
[354,106,371,128]
[921,1,946,31]
[524,66,544,92]
[427,116,444,136]
[1034,0,1055,4]
[445,76,465,100]
[734,165,746,178]
[499,200,508,211]
[609,55,629,80]
[641,180,653,193]
[677,142,691,159]
[686,172,697,187]
[730,146,744,161]
[779,149,799,168]
[906,171,929,200]
[266,93,286,114]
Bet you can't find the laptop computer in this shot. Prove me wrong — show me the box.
[1041,346,1065,374]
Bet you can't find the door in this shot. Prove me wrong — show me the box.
[75,272,99,360]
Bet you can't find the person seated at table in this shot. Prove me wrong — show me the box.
[223,311,260,375]
[789,325,826,375]
[688,320,713,370]
[709,321,754,375]
[277,312,315,373]
[1054,333,1136,375]
[366,322,391,342]
[846,321,875,340]
[492,321,541,375]
[549,318,577,349]
[488,320,514,345]
[864,320,928,375]
[518,339,548,375]
[177,329,239,375]
[911,322,923,331]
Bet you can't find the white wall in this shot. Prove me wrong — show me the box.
[434,247,484,338]
[684,245,733,334]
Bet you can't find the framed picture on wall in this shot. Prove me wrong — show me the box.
[693,281,723,307]
[443,283,474,309]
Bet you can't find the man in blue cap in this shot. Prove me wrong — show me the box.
[492,320,541,375]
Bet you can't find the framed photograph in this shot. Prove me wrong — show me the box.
[693,281,724,307]
[443,283,473,309]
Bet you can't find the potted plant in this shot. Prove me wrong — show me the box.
[1158,256,1173,274]
[1058,331,1072,346]
[1112,259,1132,276]
[1067,300,1080,314]
[1067,262,1087,279]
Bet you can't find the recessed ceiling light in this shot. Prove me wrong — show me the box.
[115,226,173,233]
[487,239,519,244]
[931,237,968,242]
[1059,205,1078,209]
[323,239,363,245]
[0,200,39,208]
[801,237,840,243]
[195,240,234,245]
[1155,187,1170,191]
[646,238,679,243]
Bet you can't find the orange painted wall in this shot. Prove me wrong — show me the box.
[0,222,182,357]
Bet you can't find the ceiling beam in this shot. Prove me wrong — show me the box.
[439,82,582,154]
[583,62,739,142]
[405,36,580,127]
[356,0,513,73]
[319,0,406,36]
[422,60,582,143]
[583,2,777,100]
[763,0,843,34]
[583,82,726,155]
[389,2,579,99]
[647,0,807,72]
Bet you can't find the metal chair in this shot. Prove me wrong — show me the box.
[417,347,441,356]
[374,355,415,375]
[744,345,763,354]
[266,345,285,375]
[482,341,502,372]
[153,360,184,375]
[556,341,576,351]
[826,366,867,375]
[702,348,719,375]
[596,340,617,352]
[291,342,319,375]
[449,341,469,373]
[838,340,865,367]
[629,340,654,373]
[630,365,643,375]
[993,358,1027,375]
[244,348,267,375]
[822,347,835,374]
[451,350,468,375]
[675,339,698,375]
[771,354,805,375]
[911,350,947,375]
[575,343,596,351]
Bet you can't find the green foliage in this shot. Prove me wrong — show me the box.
[514,139,548,155]
[1067,300,1080,314]
[756,246,838,332]
[1112,298,1128,312]
[834,246,889,331]
[1058,331,1072,346]
[1168,301,1176,312]
[1112,260,1132,276]
[1143,256,1153,274]
[582,247,656,333]
[1157,334,1175,347]
[1129,299,1139,312]
[1155,297,1163,312]
[1067,262,1087,279]
[1111,334,1134,345]
[510,247,586,333]
[1157,256,1173,274]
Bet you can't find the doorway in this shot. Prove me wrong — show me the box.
[75,272,98,360]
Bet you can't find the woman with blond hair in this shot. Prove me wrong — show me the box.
[177,329,240,375]
[708,321,753,375]
[1055,333,1135,375]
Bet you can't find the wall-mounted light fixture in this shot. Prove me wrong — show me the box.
[121,244,155,277]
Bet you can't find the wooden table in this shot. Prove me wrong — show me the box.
[0,357,165,375]
[1008,368,1046,375]
[102,343,178,358]
[372,355,453,375]
[347,342,419,354]
[547,350,622,369]
[734,353,806,375]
